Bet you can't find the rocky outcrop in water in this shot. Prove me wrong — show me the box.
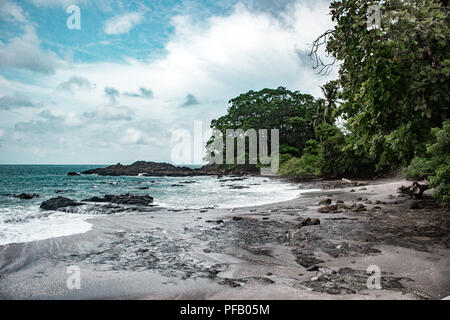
[83,194,154,206]
[40,197,82,210]
[81,161,203,177]
[80,161,259,177]
[15,193,39,200]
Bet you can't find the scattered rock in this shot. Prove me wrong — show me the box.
[292,250,324,268]
[404,200,420,210]
[297,217,321,228]
[83,194,153,206]
[206,220,224,224]
[306,265,320,272]
[318,205,340,213]
[350,204,367,212]
[15,193,39,200]
[397,181,430,199]
[318,198,332,205]
[350,189,355,192]
[67,172,80,176]
[228,185,250,190]
[232,216,243,221]
[40,197,82,211]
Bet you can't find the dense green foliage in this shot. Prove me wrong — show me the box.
[207,87,318,162]
[208,0,449,204]
[405,121,450,205]
[327,0,449,169]
[278,140,323,177]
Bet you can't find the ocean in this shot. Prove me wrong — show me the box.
[0,165,301,246]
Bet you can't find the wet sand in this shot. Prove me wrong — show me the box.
[0,178,449,299]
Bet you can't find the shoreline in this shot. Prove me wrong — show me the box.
[0,177,449,300]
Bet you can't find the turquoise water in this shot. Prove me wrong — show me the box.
[0,165,301,245]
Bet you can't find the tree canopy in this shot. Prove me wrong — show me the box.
[326,0,449,169]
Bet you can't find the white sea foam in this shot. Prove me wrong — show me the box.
[0,208,92,246]
[0,177,313,245]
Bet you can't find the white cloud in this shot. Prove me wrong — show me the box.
[120,127,143,144]
[58,76,96,93]
[0,27,59,74]
[181,94,199,107]
[104,86,120,104]
[1,1,337,163]
[29,0,87,8]
[84,106,134,121]
[123,87,153,99]
[0,0,27,24]
[63,1,334,113]
[63,112,84,127]
[104,12,145,35]
[0,94,42,110]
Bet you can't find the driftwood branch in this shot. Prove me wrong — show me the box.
[397,181,430,199]
[308,29,337,76]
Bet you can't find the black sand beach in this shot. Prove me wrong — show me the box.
[0,178,449,300]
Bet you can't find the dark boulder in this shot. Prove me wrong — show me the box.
[83,194,153,206]
[297,217,320,228]
[318,205,339,213]
[15,193,39,200]
[318,198,332,205]
[67,172,81,176]
[40,197,82,210]
[350,204,367,212]
[397,181,430,199]
[228,185,250,190]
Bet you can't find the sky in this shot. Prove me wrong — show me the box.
[0,0,336,165]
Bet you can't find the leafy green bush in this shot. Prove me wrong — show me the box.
[279,154,322,177]
[427,121,450,205]
[405,121,450,205]
[430,163,450,205]
[403,157,433,180]
[279,140,323,177]
[279,153,293,166]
